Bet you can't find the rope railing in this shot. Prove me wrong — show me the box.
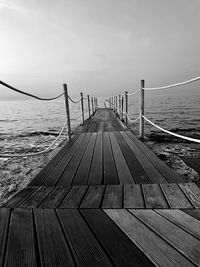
[127,89,140,96]
[67,95,82,104]
[0,80,98,158]
[143,76,200,90]
[0,80,64,100]
[143,115,200,143]
[0,121,67,157]
[110,75,200,141]
[122,111,140,123]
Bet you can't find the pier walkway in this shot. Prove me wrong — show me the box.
[1,108,200,266]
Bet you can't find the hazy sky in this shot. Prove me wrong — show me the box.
[0,0,200,99]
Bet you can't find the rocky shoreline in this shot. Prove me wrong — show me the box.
[145,141,200,184]
[0,138,68,206]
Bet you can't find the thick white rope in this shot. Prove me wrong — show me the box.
[144,76,200,90]
[143,115,200,143]
[0,122,67,157]
[118,109,140,123]
[127,89,140,96]
[68,95,82,104]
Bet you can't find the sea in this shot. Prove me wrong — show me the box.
[0,91,200,157]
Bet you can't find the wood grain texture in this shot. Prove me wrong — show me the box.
[57,133,91,186]
[142,184,168,209]
[34,209,75,266]
[161,183,193,209]
[2,187,37,208]
[59,185,88,208]
[105,209,194,267]
[114,131,150,184]
[121,131,167,183]
[57,209,112,266]
[102,185,123,208]
[179,183,200,208]
[39,186,70,208]
[88,133,103,184]
[0,209,11,266]
[41,134,85,186]
[20,186,54,208]
[183,210,200,221]
[28,134,80,186]
[156,209,200,240]
[126,131,183,183]
[109,132,134,184]
[103,132,119,184]
[131,209,200,266]
[80,185,105,208]
[4,208,37,267]
[124,184,145,208]
[73,133,97,185]
[81,209,155,267]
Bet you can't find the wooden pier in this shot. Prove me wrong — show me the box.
[1,108,200,266]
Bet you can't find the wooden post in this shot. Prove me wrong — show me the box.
[87,94,91,117]
[121,96,124,120]
[116,96,118,113]
[94,97,96,111]
[119,94,121,119]
[81,92,84,124]
[63,84,71,140]
[140,80,145,139]
[91,97,94,113]
[96,98,98,109]
[125,91,128,124]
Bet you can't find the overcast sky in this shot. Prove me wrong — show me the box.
[0,0,200,100]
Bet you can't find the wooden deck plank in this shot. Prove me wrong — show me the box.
[156,209,200,240]
[42,133,86,186]
[39,187,71,209]
[0,209,11,266]
[103,132,119,184]
[109,132,134,184]
[126,131,183,183]
[28,134,80,186]
[124,184,145,208]
[20,186,54,208]
[73,133,97,185]
[56,133,91,186]
[59,185,88,208]
[102,185,123,208]
[114,131,150,184]
[88,133,103,185]
[161,183,193,209]
[131,209,200,266]
[121,131,167,183]
[80,185,105,208]
[4,208,36,267]
[179,183,200,208]
[105,209,194,267]
[2,187,37,208]
[183,210,200,221]
[142,184,168,209]
[81,209,155,267]
[34,209,75,266]
[57,209,112,266]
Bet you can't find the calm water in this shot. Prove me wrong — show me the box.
[0,91,199,155]
[128,91,200,141]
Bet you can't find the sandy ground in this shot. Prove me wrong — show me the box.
[0,140,67,206]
